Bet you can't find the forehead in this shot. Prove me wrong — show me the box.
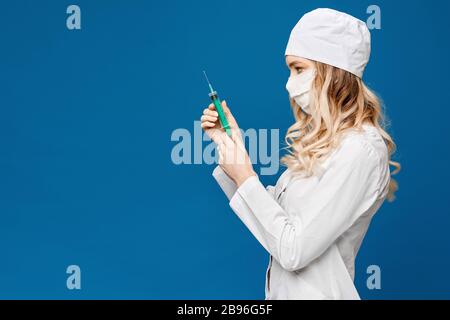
[285,55,308,66]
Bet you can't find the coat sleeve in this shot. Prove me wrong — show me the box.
[212,165,238,200]
[212,165,276,200]
[212,165,277,253]
[227,137,382,272]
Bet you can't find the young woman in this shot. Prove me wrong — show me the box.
[200,8,400,300]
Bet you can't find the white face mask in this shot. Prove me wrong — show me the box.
[285,68,316,114]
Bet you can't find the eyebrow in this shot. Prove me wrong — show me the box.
[287,61,304,68]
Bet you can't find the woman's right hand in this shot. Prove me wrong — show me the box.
[200,100,242,144]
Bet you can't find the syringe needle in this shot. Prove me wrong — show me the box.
[203,70,214,93]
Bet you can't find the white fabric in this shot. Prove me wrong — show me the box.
[285,68,316,114]
[285,8,371,78]
[212,124,391,299]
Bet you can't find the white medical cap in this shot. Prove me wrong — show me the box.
[285,8,371,78]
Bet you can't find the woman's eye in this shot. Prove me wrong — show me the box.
[295,67,303,73]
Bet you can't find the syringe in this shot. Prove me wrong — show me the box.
[203,71,232,136]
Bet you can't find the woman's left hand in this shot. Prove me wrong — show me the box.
[216,130,257,187]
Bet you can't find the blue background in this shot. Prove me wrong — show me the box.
[1,0,449,299]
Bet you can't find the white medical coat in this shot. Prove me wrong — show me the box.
[212,124,391,300]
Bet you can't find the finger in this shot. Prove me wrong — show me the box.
[221,100,231,115]
[218,151,224,165]
[222,132,235,148]
[235,139,246,155]
[215,132,225,144]
[230,129,239,142]
[201,114,218,123]
[221,100,238,127]
[216,133,230,149]
[201,121,216,128]
[217,144,224,157]
[232,130,244,147]
[203,109,219,117]
[222,100,229,111]
[217,141,225,160]
[208,103,216,110]
[217,144,229,165]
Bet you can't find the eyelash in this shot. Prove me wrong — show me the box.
[295,67,303,73]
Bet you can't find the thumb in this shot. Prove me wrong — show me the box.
[222,100,241,134]
[222,100,231,115]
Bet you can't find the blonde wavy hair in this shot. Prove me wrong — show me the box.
[281,61,400,202]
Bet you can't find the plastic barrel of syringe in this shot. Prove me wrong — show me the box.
[209,91,231,136]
